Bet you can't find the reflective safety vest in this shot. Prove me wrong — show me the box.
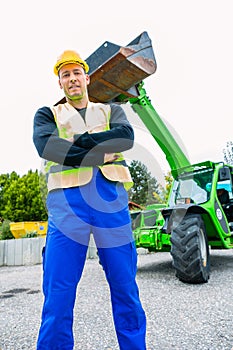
[45,101,133,192]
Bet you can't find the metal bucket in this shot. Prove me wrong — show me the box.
[55,31,156,105]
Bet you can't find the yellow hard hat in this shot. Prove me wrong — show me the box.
[53,50,89,75]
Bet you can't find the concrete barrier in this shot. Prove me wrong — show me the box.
[0,237,46,266]
[0,236,148,267]
[0,235,99,266]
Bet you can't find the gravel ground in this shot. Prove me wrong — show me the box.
[0,249,233,350]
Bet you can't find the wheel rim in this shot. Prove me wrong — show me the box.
[199,228,207,267]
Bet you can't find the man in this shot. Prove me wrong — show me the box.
[33,50,147,349]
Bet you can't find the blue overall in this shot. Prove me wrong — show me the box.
[37,168,146,350]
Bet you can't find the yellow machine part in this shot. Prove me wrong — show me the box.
[10,221,48,239]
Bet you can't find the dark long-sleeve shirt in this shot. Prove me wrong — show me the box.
[33,103,134,167]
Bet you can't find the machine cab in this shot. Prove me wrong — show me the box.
[216,166,233,228]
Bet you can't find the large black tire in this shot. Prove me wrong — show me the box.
[170,213,210,284]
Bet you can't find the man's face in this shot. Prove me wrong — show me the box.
[58,63,90,101]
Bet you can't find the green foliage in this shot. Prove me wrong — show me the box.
[0,219,14,240]
[223,141,233,166]
[0,172,18,219]
[128,160,166,206]
[0,170,48,224]
[161,171,173,202]
[22,230,38,238]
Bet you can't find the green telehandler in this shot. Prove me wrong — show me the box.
[80,31,233,284]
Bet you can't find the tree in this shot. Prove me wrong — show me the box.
[128,160,165,206]
[156,171,173,203]
[223,141,233,165]
[1,170,48,222]
[0,172,19,220]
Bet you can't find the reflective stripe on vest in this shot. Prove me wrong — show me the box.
[45,102,133,192]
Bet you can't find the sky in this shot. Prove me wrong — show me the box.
[1,0,233,185]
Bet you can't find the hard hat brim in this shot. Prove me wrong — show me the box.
[54,59,89,75]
